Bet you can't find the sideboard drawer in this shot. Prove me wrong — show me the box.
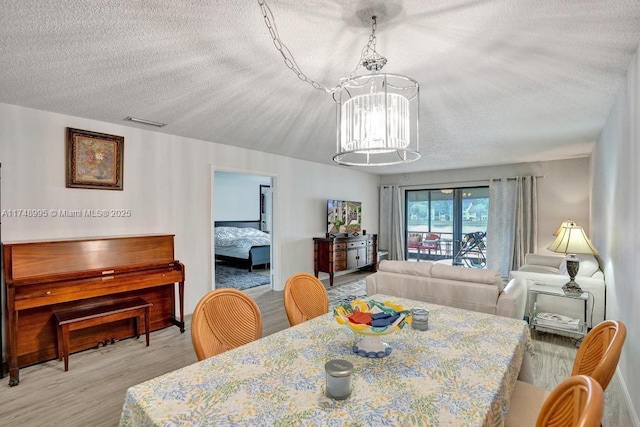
[333,251,346,261]
[347,241,367,249]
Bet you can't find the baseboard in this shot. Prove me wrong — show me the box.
[614,367,640,427]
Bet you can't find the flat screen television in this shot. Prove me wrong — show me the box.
[327,200,362,234]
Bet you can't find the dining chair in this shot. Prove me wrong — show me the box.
[505,319,626,426]
[535,375,604,427]
[572,319,627,390]
[191,288,262,361]
[284,273,329,326]
[505,374,604,427]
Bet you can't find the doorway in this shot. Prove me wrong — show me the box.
[213,171,275,290]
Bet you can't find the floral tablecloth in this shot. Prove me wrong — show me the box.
[120,294,532,426]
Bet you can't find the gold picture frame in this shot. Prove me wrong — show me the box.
[66,127,124,190]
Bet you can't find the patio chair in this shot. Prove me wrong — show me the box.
[407,233,423,260]
[191,288,262,360]
[419,233,441,258]
[453,231,486,267]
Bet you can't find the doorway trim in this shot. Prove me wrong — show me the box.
[211,167,278,291]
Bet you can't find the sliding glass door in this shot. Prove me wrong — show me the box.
[405,187,489,266]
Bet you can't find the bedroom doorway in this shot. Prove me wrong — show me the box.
[213,171,275,291]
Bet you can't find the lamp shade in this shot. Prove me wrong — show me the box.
[552,219,576,236]
[547,225,599,255]
[333,73,420,166]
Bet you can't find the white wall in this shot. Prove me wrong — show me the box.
[591,44,640,424]
[0,103,380,314]
[214,171,270,221]
[380,158,591,253]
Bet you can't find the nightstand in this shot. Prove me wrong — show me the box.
[528,283,589,337]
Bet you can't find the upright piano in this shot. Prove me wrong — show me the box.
[3,234,185,386]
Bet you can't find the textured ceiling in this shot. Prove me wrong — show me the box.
[1,0,640,175]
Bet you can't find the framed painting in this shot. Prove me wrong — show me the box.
[66,127,124,190]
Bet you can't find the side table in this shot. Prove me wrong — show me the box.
[528,284,589,337]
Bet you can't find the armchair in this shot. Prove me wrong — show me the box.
[509,253,605,327]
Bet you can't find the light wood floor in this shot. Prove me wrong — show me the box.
[0,271,631,426]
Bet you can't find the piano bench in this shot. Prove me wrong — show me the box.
[53,297,153,372]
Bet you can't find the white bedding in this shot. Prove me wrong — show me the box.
[214,226,270,251]
[215,245,252,259]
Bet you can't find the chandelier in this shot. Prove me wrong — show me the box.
[258,1,420,166]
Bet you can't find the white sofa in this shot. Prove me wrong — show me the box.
[366,260,527,319]
[508,253,605,328]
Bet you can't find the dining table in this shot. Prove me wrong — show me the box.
[119,294,532,426]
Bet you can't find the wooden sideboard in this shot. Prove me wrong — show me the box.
[313,234,377,285]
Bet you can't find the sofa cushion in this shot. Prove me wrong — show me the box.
[431,263,504,291]
[518,265,561,275]
[524,253,564,269]
[378,260,434,277]
[367,272,500,315]
[559,254,600,277]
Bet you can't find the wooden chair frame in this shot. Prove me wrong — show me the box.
[535,375,604,427]
[572,319,627,390]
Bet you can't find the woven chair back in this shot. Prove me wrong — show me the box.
[572,319,627,390]
[191,288,262,361]
[284,273,328,326]
[536,375,604,427]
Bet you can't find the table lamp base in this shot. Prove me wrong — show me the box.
[562,279,584,296]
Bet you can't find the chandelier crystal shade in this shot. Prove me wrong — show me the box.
[257,1,421,167]
[333,73,420,166]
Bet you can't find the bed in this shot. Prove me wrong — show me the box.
[214,221,270,271]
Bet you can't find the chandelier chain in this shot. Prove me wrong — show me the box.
[257,0,381,94]
[362,16,379,62]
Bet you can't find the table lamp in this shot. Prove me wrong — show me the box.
[547,224,599,295]
[552,219,576,236]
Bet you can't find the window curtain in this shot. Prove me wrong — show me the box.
[487,176,538,277]
[379,185,405,260]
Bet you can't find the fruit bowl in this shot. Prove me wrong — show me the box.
[334,299,411,358]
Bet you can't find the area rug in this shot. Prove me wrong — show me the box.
[215,264,270,290]
[326,278,368,311]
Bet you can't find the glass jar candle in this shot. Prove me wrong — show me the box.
[325,359,353,400]
[411,308,429,331]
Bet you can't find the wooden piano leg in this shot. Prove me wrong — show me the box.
[145,305,150,346]
[61,324,70,372]
[179,280,185,333]
[7,290,20,386]
[170,280,186,333]
[8,374,19,387]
